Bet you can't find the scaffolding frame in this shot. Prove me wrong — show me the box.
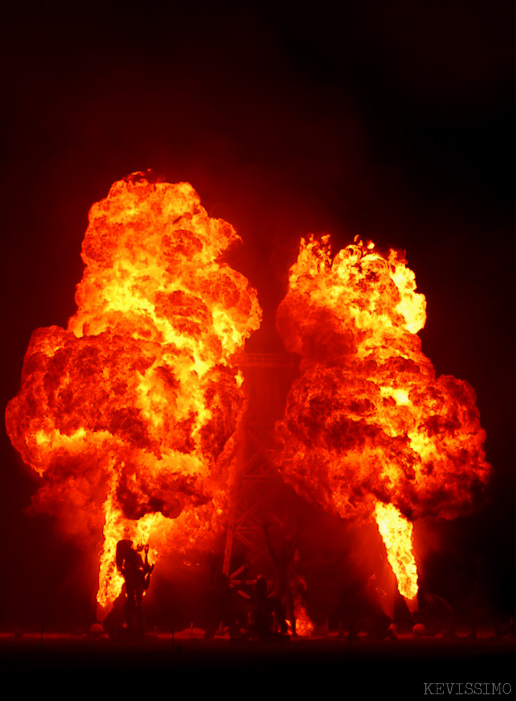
[222,352,296,586]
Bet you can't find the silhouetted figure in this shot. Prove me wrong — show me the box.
[413,591,458,638]
[248,575,277,640]
[348,577,394,641]
[263,523,301,635]
[116,539,154,638]
[204,573,243,639]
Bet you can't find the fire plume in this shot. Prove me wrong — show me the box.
[274,235,491,601]
[5,173,261,611]
[374,501,418,600]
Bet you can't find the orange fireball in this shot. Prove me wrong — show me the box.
[274,235,491,602]
[5,173,262,611]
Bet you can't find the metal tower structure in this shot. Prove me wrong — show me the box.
[222,351,297,587]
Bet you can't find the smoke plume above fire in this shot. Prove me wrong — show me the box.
[274,235,491,600]
[5,173,261,610]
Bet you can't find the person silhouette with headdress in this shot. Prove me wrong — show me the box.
[116,539,154,637]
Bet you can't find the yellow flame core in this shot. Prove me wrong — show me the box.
[293,599,314,637]
[373,501,418,601]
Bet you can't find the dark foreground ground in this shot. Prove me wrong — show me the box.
[1,631,514,695]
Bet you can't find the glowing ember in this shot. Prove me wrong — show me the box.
[274,235,491,601]
[5,172,261,612]
[291,588,314,637]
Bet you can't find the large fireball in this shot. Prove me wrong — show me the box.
[5,173,262,611]
[274,235,491,600]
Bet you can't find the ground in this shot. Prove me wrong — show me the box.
[1,629,513,694]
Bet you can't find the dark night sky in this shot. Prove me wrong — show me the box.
[1,0,516,642]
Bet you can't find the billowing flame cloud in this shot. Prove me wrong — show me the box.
[5,173,261,610]
[274,235,491,600]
